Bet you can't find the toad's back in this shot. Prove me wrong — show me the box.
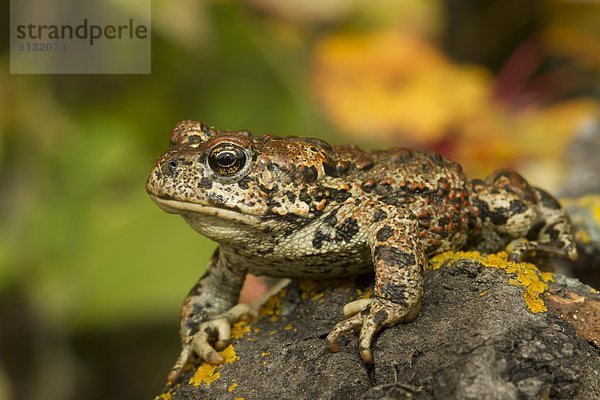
[329,146,475,255]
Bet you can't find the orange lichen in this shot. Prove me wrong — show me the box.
[429,251,553,313]
[188,345,240,387]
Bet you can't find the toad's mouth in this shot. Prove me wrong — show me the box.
[149,195,262,225]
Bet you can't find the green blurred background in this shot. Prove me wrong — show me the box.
[1,0,600,399]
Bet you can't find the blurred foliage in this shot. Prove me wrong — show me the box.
[1,0,600,399]
[0,0,330,333]
[312,30,493,145]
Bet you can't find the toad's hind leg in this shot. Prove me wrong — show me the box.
[508,188,578,262]
[472,169,577,262]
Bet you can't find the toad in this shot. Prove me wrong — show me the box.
[146,120,577,380]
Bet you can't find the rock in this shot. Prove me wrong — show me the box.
[156,252,600,400]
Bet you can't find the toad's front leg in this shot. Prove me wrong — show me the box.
[168,247,256,381]
[327,204,425,363]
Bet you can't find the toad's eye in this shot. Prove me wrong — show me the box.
[206,143,251,180]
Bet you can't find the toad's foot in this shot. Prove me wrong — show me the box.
[326,297,420,363]
[168,303,257,382]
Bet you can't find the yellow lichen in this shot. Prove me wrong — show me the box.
[261,351,271,357]
[429,251,553,313]
[523,289,546,313]
[576,229,591,245]
[283,324,293,331]
[260,291,283,322]
[561,195,600,245]
[231,321,251,339]
[188,345,239,387]
[158,392,172,400]
[228,382,238,392]
[299,280,319,300]
[188,364,221,387]
[220,345,239,363]
[572,194,600,224]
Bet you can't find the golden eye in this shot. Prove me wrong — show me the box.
[207,143,249,178]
